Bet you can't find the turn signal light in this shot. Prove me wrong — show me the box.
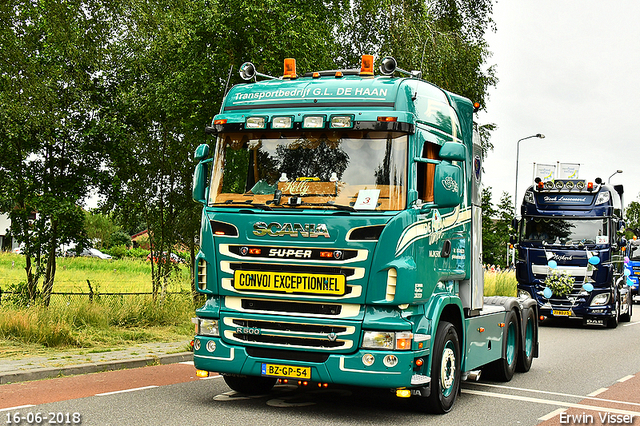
[196,370,209,378]
[396,389,412,398]
[377,116,397,122]
[477,327,485,333]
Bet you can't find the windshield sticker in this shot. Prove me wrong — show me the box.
[354,189,380,210]
[596,236,608,245]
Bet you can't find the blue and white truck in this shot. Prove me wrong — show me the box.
[515,176,632,327]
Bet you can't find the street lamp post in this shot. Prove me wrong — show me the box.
[608,170,623,183]
[514,134,545,216]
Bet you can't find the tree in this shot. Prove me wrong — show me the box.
[0,0,115,304]
[494,191,515,268]
[481,186,500,267]
[625,201,640,237]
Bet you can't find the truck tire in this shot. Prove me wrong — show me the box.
[222,374,277,395]
[607,296,619,328]
[516,307,536,372]
[484,309,520,381]
[424,321,461,414]
[620,290,632,322]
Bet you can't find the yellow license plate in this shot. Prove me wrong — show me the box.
[552,309,572,316]
[233,270,346,295]
[262,363,311,379]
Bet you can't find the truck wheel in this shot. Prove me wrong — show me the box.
[620,290,632,322]
[485,309,520,381]
[607,297,619,328]
[516,308,536,373]
[424,321,461,414]
[222,375,277,395]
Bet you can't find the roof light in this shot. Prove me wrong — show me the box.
[587,182,594,191]
[245,116,267,129]
[330,115,353,128]
[283,58,297,79]
[272,116,293,129]
[576,181,585,190]
[360,54,374,76]
[335,71,343,78]
[312,72,320,78]
[377,116,397,122]
[302,115,325,129]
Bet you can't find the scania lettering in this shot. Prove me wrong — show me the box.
[191,56,539,413]
[514,176,632,327]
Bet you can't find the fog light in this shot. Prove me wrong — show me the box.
[362,353,375,366]
[193,339,201,351]
[206,340,217,353]
[383,355,399,368]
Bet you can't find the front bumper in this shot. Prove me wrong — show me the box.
[193,336,430,389]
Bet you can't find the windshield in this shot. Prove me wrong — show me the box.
[208,130,407,211]
[520,217,609,246]
[629,241,640,260]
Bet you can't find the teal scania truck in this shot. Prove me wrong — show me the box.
[190,56,538,413]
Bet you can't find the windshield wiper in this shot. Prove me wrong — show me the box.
[211,201,273,211]
[284,200,357,212]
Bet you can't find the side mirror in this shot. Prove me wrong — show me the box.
[439,142,466,162]
[433,162,462,208]
[192,144,211,204]
[194,144,210,161]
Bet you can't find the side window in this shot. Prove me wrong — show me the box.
[417,142,440,202]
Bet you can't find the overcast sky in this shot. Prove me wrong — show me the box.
[479,0,640,210]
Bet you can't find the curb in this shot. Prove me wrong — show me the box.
[0,352,193,385]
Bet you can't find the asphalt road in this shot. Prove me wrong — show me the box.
[2,312,640,426]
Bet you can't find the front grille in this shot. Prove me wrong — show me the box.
[232,318,347,334]
[224,316,355,351]
[233,333,345,348]
[247,347,329,363]
[241,298,342,315]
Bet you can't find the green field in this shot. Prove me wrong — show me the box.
[0,252,190,294]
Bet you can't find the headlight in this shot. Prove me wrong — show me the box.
[193,318,220,337]
[518,289,532,299]
[362,331,413,350]
[595,191,610,205]
[524,190,535,204]
[590,293,610,306]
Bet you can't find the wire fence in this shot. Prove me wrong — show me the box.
[0,289,201,309]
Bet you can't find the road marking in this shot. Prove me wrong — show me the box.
[0,405,35,412]
[96,385,158,396]
[587,388,608,397]
[467,382,640,408]
[538,408,567,421]
[180,361,195,365]
[462,389,640,417]
[618,375,634,383]
[623,321,640,327]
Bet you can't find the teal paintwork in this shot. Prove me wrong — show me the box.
[191,66,528,401]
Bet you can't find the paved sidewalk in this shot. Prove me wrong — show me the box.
[0,341,193,385]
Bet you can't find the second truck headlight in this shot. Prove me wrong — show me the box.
[362,331,412,350]
[590,293,610,306]
[193,318,220,337]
